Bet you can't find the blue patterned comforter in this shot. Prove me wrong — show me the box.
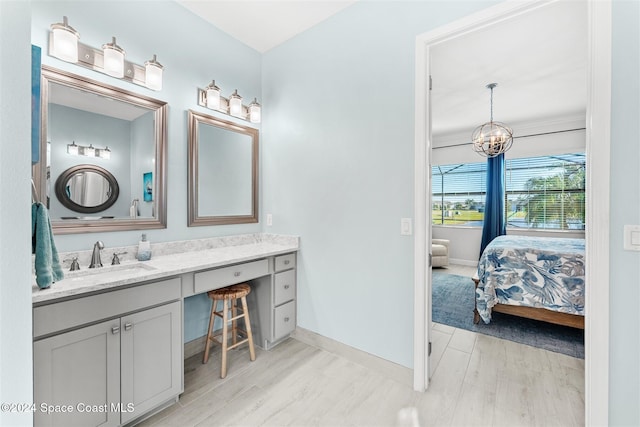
[475,235,585,324]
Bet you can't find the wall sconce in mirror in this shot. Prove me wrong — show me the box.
[49,16,164,91]
[67,141,111,159]
[197,80,261,123]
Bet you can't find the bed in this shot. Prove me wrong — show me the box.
[473,235,585,329]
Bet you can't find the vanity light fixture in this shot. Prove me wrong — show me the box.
[50,16,80,63]
[66,142,111,160]
[47,17,164,91]
[197,81,261,123]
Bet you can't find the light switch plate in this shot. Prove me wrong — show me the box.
[401,218,412,236]
[266,213,273,227]
[623,225,640,251]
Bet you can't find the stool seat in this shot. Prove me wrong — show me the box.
[203,283,256,378]
[208,283,251,301]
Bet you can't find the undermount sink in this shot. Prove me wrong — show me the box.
[65,263,157,281]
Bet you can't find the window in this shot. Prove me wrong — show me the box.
[432,162,487,226]
[432,153,585,230]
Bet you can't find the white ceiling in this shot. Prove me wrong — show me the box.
[178,1,587,137]
[430,1,588,136]
[177,0,357,53]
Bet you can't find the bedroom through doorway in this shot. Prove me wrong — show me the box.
[413,0,612,425]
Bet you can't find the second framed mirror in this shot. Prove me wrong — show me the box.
[187,110,259,226]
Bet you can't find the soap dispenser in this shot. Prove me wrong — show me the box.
[137,234,152,261]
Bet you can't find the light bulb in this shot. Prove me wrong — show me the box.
[229,89,243,117]
[100,146,111,160]
[50,16,79,63]
[145,54,163,91]
[248,98,261,123]
[205,80,221,110]
[102,37,125,78]
[67,141,79,155]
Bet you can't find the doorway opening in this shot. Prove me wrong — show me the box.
[413,1,611,425]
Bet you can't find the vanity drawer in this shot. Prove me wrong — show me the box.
[194,259,269,294]
[274,270,296,306]
[33,277,181,339]
[273,301,296,340]
[275,253,296,272]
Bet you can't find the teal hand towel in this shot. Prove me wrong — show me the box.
[32,203,64,289]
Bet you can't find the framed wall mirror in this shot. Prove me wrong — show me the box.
[33,66,167,234]
[187,110,258,226]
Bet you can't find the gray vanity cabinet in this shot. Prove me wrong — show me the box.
[33,279,182,427]
[120,301,182,425]
[249,253,297,349]
[34,320,121,427]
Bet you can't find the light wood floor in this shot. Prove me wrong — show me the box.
[138,324,584,427]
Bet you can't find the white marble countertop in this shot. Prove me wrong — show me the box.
[33,234,299,304]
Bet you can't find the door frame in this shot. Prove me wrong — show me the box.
[412,1,611,425]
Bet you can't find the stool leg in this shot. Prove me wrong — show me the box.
[203,299,217,364]
[240,296,256,362]
[221,298,229,379]
[231,298,238,347]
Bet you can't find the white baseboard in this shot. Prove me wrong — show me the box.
[291,327,413,387]
[449,258,478,267]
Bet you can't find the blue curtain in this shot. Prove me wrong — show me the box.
[479,153,506,258]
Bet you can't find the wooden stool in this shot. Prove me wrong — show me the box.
[203,283,256,378]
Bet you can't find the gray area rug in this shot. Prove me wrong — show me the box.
[432,272,584,359]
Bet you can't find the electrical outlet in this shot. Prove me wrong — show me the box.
[266,213,273,227]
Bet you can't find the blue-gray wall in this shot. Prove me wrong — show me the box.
[0,2,33,426]
[262,1,639,425]
[262,0,499,372]
[0,1,635,425]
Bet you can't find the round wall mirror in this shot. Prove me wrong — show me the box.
[54,164,119,214]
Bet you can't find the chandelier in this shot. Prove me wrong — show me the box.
[471,83,513,157]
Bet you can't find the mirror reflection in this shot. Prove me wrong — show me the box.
[188,110,258,226]
[33,66,167,234]
[55,165,119,214]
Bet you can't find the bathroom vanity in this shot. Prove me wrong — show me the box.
[32,234,299,426]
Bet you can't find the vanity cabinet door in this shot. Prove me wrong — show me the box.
[273,301,296,341]
[120,301,182,425]
[34,319,121,427]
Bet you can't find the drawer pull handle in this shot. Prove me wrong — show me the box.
[234,272,242,277]
[284,317,290,322]
[111,326,120,335]
[283,260,290,265]
[124,323,133,331]
[284,284,290,289]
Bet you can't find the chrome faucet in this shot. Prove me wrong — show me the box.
[89,241,105,268]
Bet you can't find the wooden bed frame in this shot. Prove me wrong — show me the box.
[472,277,584,330]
